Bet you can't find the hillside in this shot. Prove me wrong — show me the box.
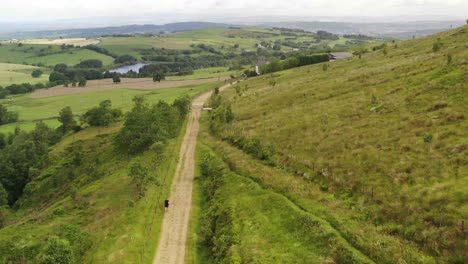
[0,81,216,262]
[0,22,233,40]
[193,26,467,263]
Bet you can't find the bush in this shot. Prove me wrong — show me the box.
[82,100,122,127]
[41,236,73,264]
[116,97,184,154]
[31,69,43,78]
[0,104,19,125]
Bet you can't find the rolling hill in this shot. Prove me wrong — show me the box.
[193,25,467,263]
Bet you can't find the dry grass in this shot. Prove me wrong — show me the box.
[17,38,100,47]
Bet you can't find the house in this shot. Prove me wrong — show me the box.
[328,52,353,61]
[255,60,268,75]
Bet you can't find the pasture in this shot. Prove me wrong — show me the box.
[0,44,114,66]
[0,62,49,86]
[0,81,222,134]
[16,38,100,46]
[168,67,239,81]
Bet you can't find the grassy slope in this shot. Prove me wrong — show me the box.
[167,67,238,81]
[0,44,114,66]
[0,63,49,86]
[0,120,186,263]
[0,79,210,261]
[197,26,467,262]
[0,81,221,134]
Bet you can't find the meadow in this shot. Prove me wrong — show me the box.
[195,25,468,262]
[0,81,222,134]
[0,62,49,86]
[167,67,239,80]
[0,44,114,66]
[18,38,100,46]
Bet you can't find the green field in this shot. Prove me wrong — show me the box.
[98,27,361,59]
[0,81,221,134]
[168,67,239,81]
[0,44,114,66]
[0,62,49,86]
[194,25,468,263]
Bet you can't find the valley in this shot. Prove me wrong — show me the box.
[0,12,465,264]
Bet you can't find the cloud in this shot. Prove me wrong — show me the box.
[1,0,466,22]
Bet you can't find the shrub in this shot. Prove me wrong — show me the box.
[31,69,43,78]
[116,97,183,154]
[82,100,122,127]
[432,42,442,52]
[41,236,73,264]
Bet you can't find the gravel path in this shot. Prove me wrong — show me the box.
[153,83,232,264]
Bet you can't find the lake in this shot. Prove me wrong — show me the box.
[108,63,149,74]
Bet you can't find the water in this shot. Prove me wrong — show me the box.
[108,63,149,74]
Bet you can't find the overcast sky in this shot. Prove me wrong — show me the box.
[1,0,466,23]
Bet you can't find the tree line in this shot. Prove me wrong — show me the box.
[259,54,330,74]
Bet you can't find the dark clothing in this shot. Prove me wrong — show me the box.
[164,199,169,208]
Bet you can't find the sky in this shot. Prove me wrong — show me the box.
[0,0,466,23]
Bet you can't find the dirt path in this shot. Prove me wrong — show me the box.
[153,83,233,264]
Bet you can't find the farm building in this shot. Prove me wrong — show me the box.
[328,52,353,60]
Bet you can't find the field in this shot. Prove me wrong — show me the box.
[168,67,239,81]
[192,25,468,262]
[0,80,222,134]
[0,44,114,66]
[98,27,364,59]
[17,38,100,46]
[0,62,49,86]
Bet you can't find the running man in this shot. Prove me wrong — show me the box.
[164,199,169,211]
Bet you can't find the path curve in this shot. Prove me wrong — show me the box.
[153,82,233,264]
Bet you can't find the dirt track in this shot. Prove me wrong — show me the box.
[153,83,232,264]
[30,77,228,98]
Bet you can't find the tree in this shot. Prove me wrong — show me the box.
[78,78,87,87]
[0,104,19,125]
[114,54,137,64]
[172,95,191,119]
[54,64,68,73]
[49,72,68,83]
[152,72,165,83]
[41,236,73,264]
[0,184,8,207]
[31,69,43,78]
[76,59,103,68]
[113,74,121,84]
[83,100,122,127]
[58,106,77,133]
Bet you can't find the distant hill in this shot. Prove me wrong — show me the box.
[256,20,465,39]
[0,22,234,40]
